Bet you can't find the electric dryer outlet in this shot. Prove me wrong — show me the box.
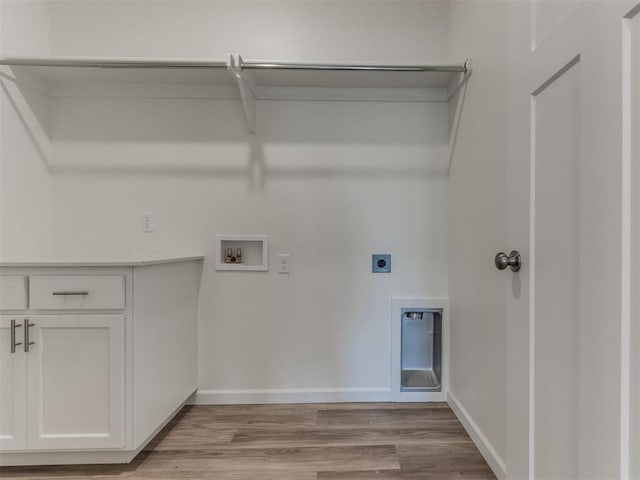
[372,254,391,273]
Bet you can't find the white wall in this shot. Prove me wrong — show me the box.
[48,0,449,63]
[36,0,452,401]
[447,0,508,475]
[1,0,49,56]
[0,0,53,258]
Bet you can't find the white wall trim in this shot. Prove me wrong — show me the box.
[49,82,241,100]
[0,396,188,467]
[620,8,640,476]
[0,449,138,467]
[0,66,49,96]
[448,390,507,480]
[194,388,391,405]
[256,86,448,103]
[41,83,449,103]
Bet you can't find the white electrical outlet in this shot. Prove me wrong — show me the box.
[141,212,154,233]
[278,254,291,274]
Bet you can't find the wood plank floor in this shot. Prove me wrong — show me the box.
[1,402,496,479]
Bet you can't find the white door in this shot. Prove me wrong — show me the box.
[0,316,27,451]
[506,1,639,478]
[26,315,125,450]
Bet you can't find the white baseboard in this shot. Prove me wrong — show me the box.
[194,387,391,405]
[0,450,138,467]
[0,394,193,467]
[391,391,447,402]
[447,390,507,480]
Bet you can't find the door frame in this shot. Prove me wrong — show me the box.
[623,5,640,478]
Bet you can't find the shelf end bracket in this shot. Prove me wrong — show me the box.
[227,54,256,134]
[447,58,472,174]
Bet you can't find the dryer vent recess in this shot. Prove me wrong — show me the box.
[400,308,442,392]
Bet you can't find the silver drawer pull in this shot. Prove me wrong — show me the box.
[52,291,89,296]
[24,319,34,353]
[10,319,22,353]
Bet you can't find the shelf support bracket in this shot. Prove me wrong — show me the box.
[447,59,472,174]
[447,58,472,102]
[227,54,256,134]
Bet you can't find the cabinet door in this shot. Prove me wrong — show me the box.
[0,317,27,451]
[26,315,125,450]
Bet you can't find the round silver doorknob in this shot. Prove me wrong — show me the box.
[495,251,521,272]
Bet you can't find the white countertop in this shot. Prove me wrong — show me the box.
[0,255,205,267]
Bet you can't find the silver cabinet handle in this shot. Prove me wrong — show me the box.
[52,291,89,296]
[10,319,22,353]
[495,251,522,272]
[24,319,34,352]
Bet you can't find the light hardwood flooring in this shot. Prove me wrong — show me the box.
[1,402,496,479]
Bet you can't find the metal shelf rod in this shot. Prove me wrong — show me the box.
[240,60,468,73]
[0,56,469,74]
[0,57,228,69]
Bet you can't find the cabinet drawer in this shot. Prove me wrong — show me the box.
[0,275,28,310]
[29,275,125,310]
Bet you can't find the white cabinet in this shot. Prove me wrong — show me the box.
[0,257,202,466]
[26,315,124,450]
[29,276,125,310]
[0,277,27,310]
[0,317,27,451]
[0,315,124,452]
